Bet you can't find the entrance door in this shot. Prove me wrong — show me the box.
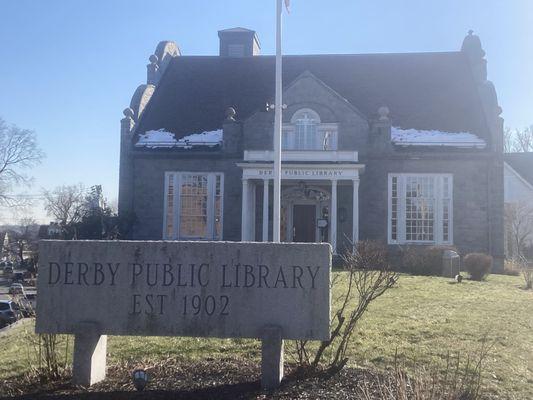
[292,204,316,242]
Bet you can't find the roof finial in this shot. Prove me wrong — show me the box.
[123,107,134,119]
[225,107,237,121]
[461,30,485,59]
[378,106,390,121]
[461,29,487,82]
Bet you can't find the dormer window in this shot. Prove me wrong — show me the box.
[282,108,338,150]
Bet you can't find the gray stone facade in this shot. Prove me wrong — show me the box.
[118,29,505,271]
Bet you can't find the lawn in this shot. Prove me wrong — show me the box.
[0,273,531,399]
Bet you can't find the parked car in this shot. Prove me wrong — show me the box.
[0,300,21,328]
[8,283,26,297]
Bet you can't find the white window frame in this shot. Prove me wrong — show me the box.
[282,108,338,151]
[163,172,224,240]
[387,173,453,245]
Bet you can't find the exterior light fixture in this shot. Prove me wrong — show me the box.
[132,369,148,391]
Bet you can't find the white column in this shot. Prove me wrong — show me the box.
[331,180,337,254]
[263,179,270,241]
[352,178,360,246]
[250,182,256,241]
[241,179,249,241]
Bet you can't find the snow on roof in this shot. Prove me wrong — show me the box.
[136,129,223,149]
[391,127,486,148]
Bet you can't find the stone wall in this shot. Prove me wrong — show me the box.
[359,150,504,271]
[130,152,243,241]
[121,70,504,271]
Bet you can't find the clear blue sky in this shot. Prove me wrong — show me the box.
[0,0,531,223]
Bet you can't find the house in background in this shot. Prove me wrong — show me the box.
[503,153,533,258]
[118,28,505,271]
[38,222,62,240]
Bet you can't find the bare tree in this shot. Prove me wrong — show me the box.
[42,184,86,239]
[10,217,38,263]
[503,127,514,153]
[515,126,533,152]
[504,126,533,153]
[505,202,533,258]
[505,202,533,289]
[0,118,44,206]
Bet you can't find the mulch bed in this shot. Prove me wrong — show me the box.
[0,357,376,399]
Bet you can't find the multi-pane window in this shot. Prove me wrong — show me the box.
[405,176,435,241]
[165,174,175,238]
[282,108,338,150]
[388,174,453,244]
[164,172,223,240]
[295,114,318,149]
[390,176,398,241]
[179,175,208,239]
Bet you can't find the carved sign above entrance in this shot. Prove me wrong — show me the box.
[239,163,363,181]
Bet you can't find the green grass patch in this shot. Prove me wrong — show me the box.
[0,273,531,399]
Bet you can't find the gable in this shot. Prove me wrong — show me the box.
[504,153,533,187]
[242,71,370,152]
[504,162,533,204]
[282,71,368,124]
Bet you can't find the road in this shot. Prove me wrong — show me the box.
[0,270,37,302]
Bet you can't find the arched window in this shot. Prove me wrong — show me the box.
[282,108,337,150]
[292,109,319,150]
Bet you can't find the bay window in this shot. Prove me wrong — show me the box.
[388,174,452,244]
[164,172,223,240]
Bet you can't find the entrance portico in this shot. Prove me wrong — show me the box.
[238,159,364,254]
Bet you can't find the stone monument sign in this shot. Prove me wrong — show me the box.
[36,240,331,389]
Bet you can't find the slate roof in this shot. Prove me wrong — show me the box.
[504,153,533,186]
[135,52,490,140]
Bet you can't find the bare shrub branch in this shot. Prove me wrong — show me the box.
[295,241,398,372]
[356,338,494,400]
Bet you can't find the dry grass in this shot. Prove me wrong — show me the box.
[0,274,531,399]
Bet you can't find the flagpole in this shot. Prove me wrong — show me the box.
[273,0,283,242]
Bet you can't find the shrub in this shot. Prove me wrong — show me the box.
[294,240,399,372]
[401,245,458,276]
[356,341,493,400]
[464,253,492,281]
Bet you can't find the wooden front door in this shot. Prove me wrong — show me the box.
[292,204,316,243]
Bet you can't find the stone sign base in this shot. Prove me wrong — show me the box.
[72,322,107,386]
[71,326,285,389]
[261,326,284,390]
